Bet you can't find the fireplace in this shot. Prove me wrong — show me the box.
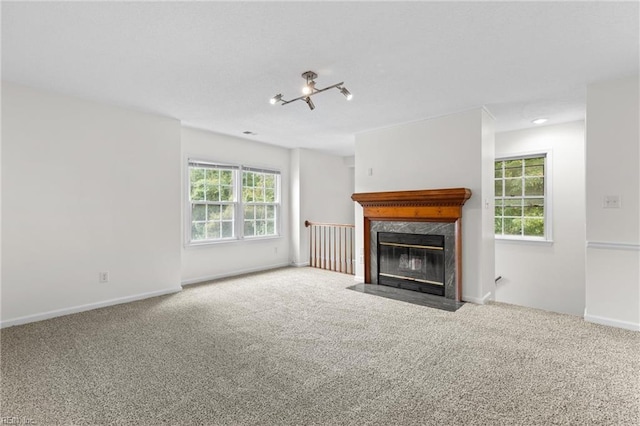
[352,188,471,302]
[378,232,445,296]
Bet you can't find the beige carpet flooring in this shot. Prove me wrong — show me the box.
[1,267,639,425]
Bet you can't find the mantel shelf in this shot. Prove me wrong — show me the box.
[351,188,471,208]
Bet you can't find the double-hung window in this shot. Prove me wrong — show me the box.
[187,160,280,245]
[242,168,279,237]
[494,154,549,240]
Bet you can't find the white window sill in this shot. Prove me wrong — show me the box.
[185,235,282,249]
[495,236,554,246]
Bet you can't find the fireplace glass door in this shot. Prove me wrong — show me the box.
[377,232,445,296]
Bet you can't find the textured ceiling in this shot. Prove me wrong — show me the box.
[2,1,638,156]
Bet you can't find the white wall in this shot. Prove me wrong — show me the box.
[585,75,640,330]
[494,121,586,316]
[290,148,355,266]
[354,108,495,303]
[1,83,182,326]
[181,127,291,284]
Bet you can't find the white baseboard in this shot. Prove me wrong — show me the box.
[291,261,310,267]
[354,275,364,282]
[462,291,493,305]
[584,313,640,331]
[586,241,640,251]
[0,286,183,329]
[181,262,290,286]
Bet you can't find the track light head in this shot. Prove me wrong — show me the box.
[270,94,283,105]
[304,96,315,111]
[340,87,353,100]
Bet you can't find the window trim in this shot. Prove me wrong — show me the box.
[494,150,553,243]
[184,157,282,247]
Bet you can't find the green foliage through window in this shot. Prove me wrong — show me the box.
[188,162,280,243]
[495,155,546,238]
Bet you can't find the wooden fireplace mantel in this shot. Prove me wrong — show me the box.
[351,188,471,220]
[351,188,472,300]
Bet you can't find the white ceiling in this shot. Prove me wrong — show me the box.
[2,1,638,156]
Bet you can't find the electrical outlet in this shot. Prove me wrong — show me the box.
[603,195,621,209]
[99,271,109,283]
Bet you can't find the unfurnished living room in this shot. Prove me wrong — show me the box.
[1,1,639,425]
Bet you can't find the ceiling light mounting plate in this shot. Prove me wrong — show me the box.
[302,71,318,81]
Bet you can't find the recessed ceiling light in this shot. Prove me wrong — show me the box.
[532,118,548,125]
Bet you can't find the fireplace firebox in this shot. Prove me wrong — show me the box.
[377,232,445,296]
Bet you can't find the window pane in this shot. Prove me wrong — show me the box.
[266,206,275,219]
[255,205,265,219]
[243,187,254,202]
[192,204,206,221]
[221,221,234,238]
[205,185,220,202]
[244,220,255,236]
[207,205,220,221]
[494,180,503,197]
[221,205,234,220]
[206,222,221,239]
[190,168,205,201]
[504,203,522,217]
[524,177,544,196]
[264,174,275,188]
[524,198,544,217]
[494,218,503,234]
[504,178,522,197]
[495,161,504,179]
[220,170,233,185]
[524,160,544,176]
[504,160,523,178]
[220,185,233,201]
[525,157,544,167]
[523,218,544,237]
[254,220,265,236]
[266,220,275,235]
[255,188,265,202]
[503,218,522,235]
[191,223,205,240]
[244,205,255,220]
[244,172,254,187]
[265,189,275,202]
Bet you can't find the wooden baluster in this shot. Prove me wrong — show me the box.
[313,225,318,268]
[309,225,316,268]
[349,227,353,275]
[325,226,329,270]
[321,226,324,270]
[338,227,343,273]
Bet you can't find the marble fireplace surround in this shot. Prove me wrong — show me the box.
[352,188,472,302]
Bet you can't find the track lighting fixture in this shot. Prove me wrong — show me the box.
[270,71,352,111]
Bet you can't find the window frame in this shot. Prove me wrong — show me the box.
[185,158,281,247]
[494,150,553,243]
